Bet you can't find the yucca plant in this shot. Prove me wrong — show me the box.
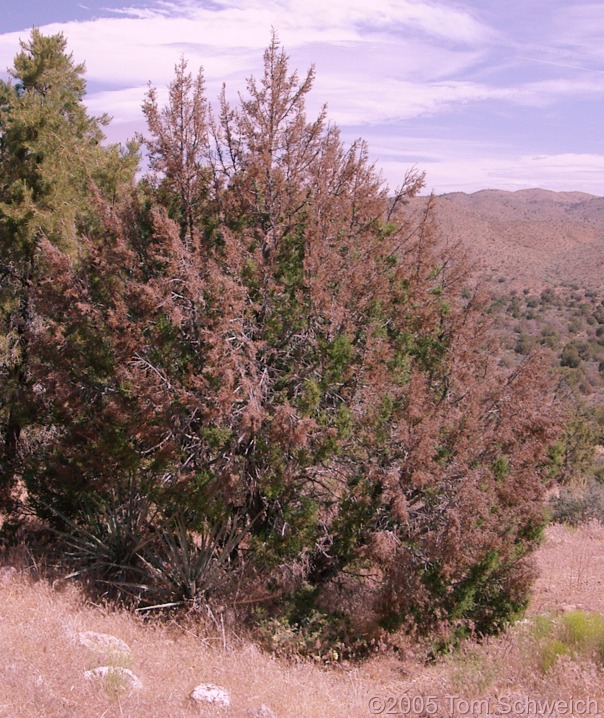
[138,514,247,607]
[47,483,158,599]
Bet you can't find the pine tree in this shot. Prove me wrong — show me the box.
[0,30,137,507]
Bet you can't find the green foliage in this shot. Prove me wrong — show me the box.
[491,456,510,482]
[532,612,604,673]
[255,594,369,663]
[561,610,604,661]
[0,29,138,506]
[539,637,570,673]
[415,548,531,649]
[0,30,135,252]
[547,409,598,487]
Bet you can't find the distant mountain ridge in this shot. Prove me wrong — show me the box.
[415,188,604,290]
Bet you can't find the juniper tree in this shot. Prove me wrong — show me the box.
[124,35,559,639]
[141,57,210,246]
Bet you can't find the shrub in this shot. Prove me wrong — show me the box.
[533,611,604,673]
[568,318,584,334]
[561,610,604,658]
[514,333,534,355]
[561,344,581,368]
[539,637,570,673]
[138,515,247,606]
[541,288,556,305]
[550,479,604,526]
[50,483,157,597]
[51,486,246,607]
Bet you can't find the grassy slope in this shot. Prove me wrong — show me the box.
[2,523,604,717]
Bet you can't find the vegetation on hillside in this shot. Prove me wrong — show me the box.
[488,283,604,403]
[482,282,604,525]
[0,30,565,655]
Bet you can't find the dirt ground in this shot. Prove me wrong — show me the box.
[1,523,603,718]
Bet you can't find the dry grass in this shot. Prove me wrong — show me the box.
[0,567,372,717]
[1,523,604,717]
[530,522,604,616]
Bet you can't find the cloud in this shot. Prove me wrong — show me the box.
[144,0,494,45]
[1,0,602,195]
[483,152,604,195]
[85,86,150,121]
[0,0,500,137]
[379,145,604,195]
[0,0,571,120]
[552,3,604,52]
[510,77,604,106]
[0,0,492,85]
[317,76,513,125]
[500,2,604,74]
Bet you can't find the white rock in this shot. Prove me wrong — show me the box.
[77,631,131,655]
[0,566,17,584]
[83,666,143,690]
[246,705,277,718]
[190,683,230,707]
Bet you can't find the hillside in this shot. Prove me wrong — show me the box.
[421,188,604,291]
[411,189,604,406]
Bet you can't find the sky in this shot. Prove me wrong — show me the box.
[1,0,603,196]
